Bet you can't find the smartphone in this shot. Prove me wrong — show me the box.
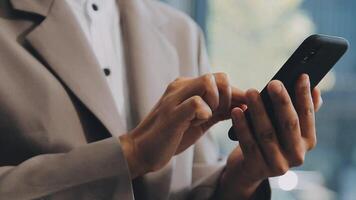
[228,34,349,141]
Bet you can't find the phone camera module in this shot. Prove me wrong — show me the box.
[301,49,317,64]
[302,56,310,63]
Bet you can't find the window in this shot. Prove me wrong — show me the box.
[162,1,356,199]
[207,1,356,200]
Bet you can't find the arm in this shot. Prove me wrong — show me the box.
[0,73,242,200]
[0,137,134,200]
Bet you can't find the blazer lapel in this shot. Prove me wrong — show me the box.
[12,0,183,197]
[118,0,180,198]
[119,0,180,128]
[11,0,126,136]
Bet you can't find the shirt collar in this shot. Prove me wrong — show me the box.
[66,0,118,16]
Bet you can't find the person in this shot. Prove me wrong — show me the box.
[0,0,322,199]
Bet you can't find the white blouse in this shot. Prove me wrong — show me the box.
[66,0,130,129]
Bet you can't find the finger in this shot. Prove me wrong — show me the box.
[268,80,304,166]
[231,86,247,108]
[213,73,232,114]
[295,74,317,150]
[216,87,247,123]
[231,108,268,177]
[175,95,212,125]
[175,74,220,111]
[246,89,289,175]
[227,86,247,141]
[312,88,323,112]
[240,104,248,111]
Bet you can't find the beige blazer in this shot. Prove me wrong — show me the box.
[0,0,224,199]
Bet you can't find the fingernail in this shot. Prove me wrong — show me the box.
[303,74,310,87]
[268,81,283,97]
[241,104,248,111]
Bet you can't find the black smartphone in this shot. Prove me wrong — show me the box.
[228,34,349,141]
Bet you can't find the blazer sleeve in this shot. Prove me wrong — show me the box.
[0,137,134,200]
[188,29,271,200]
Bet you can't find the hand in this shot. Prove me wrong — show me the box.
[119,73,246,179]
[217,74,323,200]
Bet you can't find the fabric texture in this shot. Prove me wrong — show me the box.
[0,0,271,199]
[66,0,130,130]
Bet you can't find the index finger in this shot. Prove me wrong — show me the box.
[173,74,220,110]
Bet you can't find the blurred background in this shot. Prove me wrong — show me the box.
[161,0,356,200]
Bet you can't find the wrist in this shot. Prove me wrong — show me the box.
[119,134,147,179]
[216,170,263,200]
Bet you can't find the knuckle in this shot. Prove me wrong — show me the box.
[201,109,213,120]
[215,72,230,82]
[243,142,259,154]
[311,138,317,149]
[288,144,306,166]
[301,106,314,117]
[190,96,203,109]
[246,89,259,100]
[292,153,305,166]
[167,77,188,91]
[202,73,215,85]
[283,118,299,133]
[307,137,317,150]
[257,128,276,143]
[218,76,231,91]
[161,94,175,105]
[215,72,228,78]
[174,77,185,82]
[273,164,289,176]
[158,96,168,107]
[220,81,230,92]
[167,81,180,92]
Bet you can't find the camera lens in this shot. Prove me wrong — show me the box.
[310,48,317,55]
[301,55,310,64]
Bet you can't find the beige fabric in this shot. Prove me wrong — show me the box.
[0,0,224,199]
